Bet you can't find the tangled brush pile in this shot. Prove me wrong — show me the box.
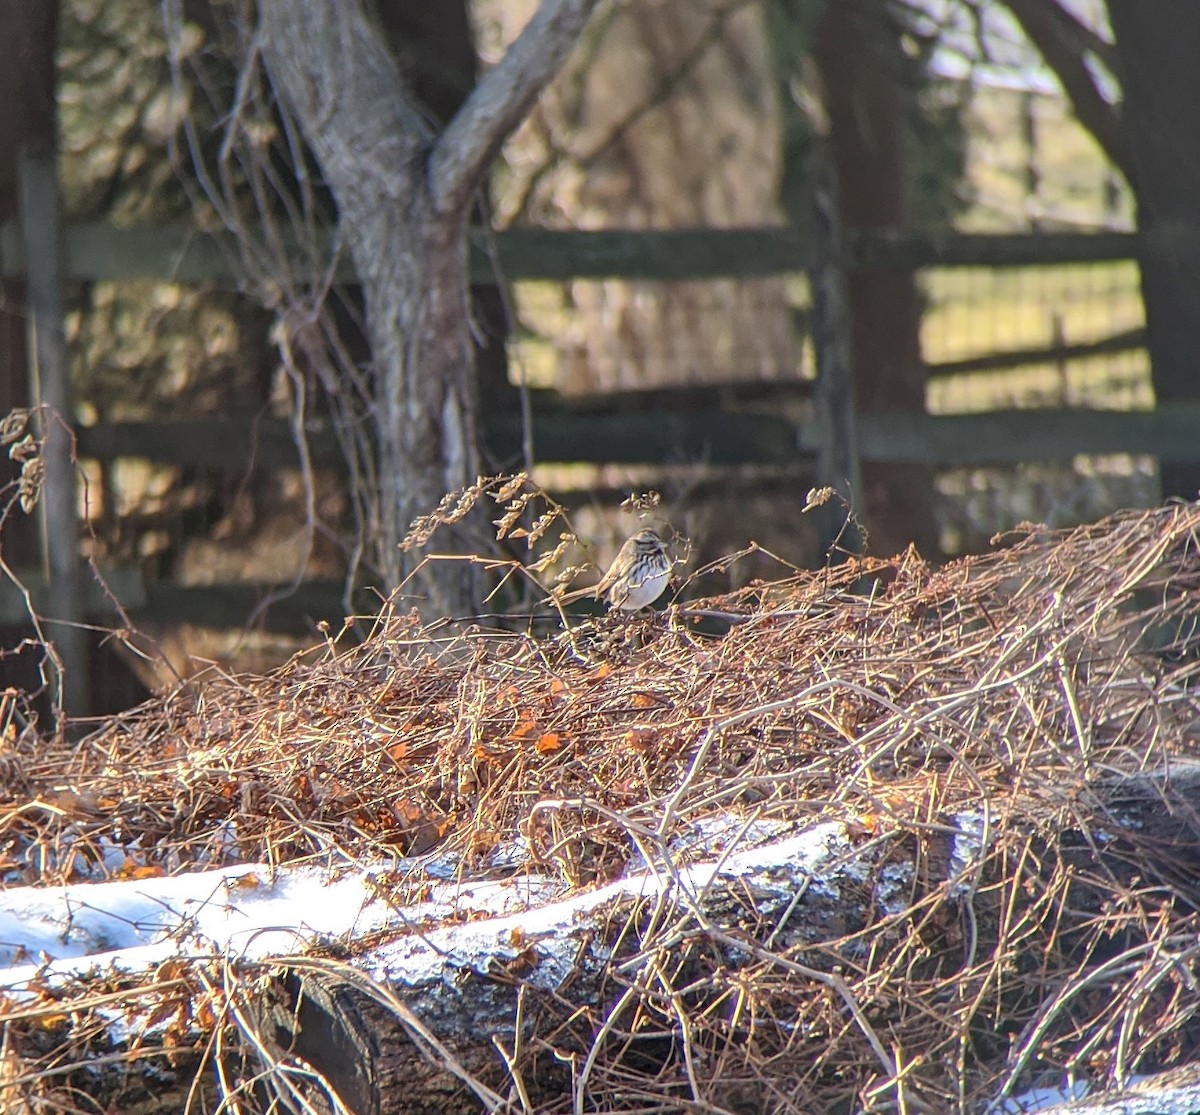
[2,499,1200,1113]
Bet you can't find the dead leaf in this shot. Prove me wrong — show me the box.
[194,996,217,1029]
[117,863,166,881]
[511,714,538,739]
[43,790,100,818]
[625,727,657,753]
[393,798,424,825]
[470,829,501,857]
[846,813,882,838]
[535,732,563,754]
[390,797,449,854]
[0,409,28,446]
[386,740,409,763]
[229,873,262,891]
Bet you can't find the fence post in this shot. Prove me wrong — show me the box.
[807,149,862,558]
[18,142,87,723]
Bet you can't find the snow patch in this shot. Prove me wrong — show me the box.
[0,819,862,998]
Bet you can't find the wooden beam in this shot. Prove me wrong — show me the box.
[77,409,800,471]
[843,406,1200,465]
[2,222,813,284]
[0,223,1145,284]
[0,221,237,285]
[76,418,341,471]
[138,579,354,634]
[488,409,798,466]
[77,404,1200,472]
[474,226,811,279]
[0,568,358,634]
[0,566,146,626]
[927,327,1147,377]
[846,228,1138,270]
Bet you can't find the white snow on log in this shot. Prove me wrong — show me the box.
[0,861,561,992]
[0,817,870,996]
[999,1068,1200,1114]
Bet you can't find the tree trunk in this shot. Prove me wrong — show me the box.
[257,0,595,616]
[374,1,514,419]
[241,768,1200,1113]
[1105,0,1200,502]
[814,0,941,559]
[0,3,43,722]
[256,3,476,614]
[808,149,863,556]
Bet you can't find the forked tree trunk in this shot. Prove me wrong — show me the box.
[257,3,477,615]
[258,0,595,616]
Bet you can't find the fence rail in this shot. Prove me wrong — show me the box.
[73,403,1200,476]
[0,221,1172,635]
[0,222,1143,284]
[0,568,351,632]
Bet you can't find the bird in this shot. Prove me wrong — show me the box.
[554,527,672,612]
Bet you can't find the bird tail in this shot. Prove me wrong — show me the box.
[549,585,598,606]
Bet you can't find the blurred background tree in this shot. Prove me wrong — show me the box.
[1102,1,1200,504]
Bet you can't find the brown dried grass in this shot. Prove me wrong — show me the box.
[3,494,1200,1112]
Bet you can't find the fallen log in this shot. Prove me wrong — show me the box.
[4,764,1200,1113]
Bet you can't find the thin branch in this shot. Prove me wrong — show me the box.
[575,0,756,168]
[998,0,1129,183]
[430,0,600,218]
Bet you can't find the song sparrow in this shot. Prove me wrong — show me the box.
[556,527,672,612]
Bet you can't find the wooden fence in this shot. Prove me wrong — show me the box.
[0,221,1177,630]
[0,222,1167,468]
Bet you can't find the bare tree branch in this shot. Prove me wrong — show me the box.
[575,0,755,169]
[177,0,601,611]
[257,0,433,202]
[430,0,600,217]
[998,0,1129,183]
